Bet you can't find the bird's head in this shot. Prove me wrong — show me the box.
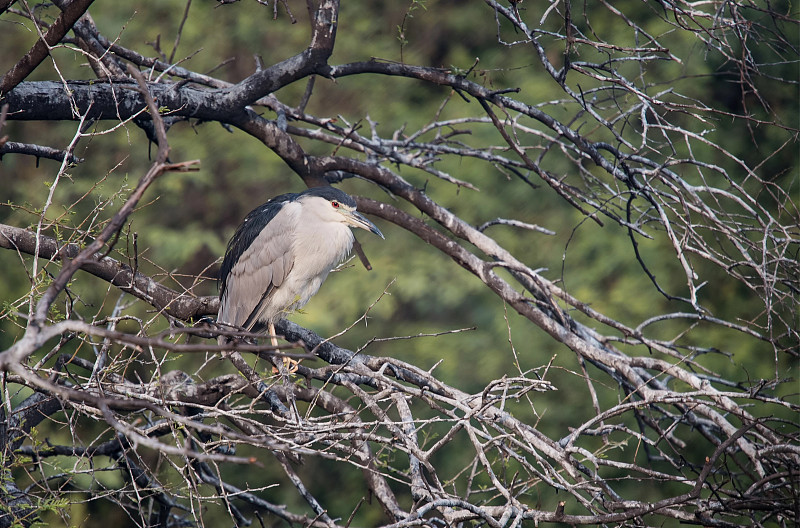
[299,187,384,239]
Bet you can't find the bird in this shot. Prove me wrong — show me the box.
[217,186,384,347]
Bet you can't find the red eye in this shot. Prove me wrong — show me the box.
[331,201,340,208]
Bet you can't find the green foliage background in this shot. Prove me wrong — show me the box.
[0,0,797,525]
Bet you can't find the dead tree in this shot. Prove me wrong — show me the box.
[0,1,797,526]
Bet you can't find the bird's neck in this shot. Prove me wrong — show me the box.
[293,218,355,276]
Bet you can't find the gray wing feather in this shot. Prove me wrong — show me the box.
[218,206,298,330]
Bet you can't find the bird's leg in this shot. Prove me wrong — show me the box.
[268,321,279,348]
[269,321,300,374]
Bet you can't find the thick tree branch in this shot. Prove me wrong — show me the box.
[220,0,339,109]
[0,0,96,95]
[0,223,216,320]
[0,141,83,163]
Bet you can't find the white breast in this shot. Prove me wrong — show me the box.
[269,213,355,317]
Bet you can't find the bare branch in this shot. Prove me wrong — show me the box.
[0,0,96,95]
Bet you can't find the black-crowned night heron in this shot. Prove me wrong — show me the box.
[217,187,384,345]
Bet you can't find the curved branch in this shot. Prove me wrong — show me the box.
[0,224,214,321]
[0,0,96,95]
[220,0,339,109]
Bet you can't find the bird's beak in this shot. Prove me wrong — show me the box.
[346,211,385,239]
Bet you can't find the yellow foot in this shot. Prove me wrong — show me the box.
[272,357,301,375]
[265,321,300,374]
